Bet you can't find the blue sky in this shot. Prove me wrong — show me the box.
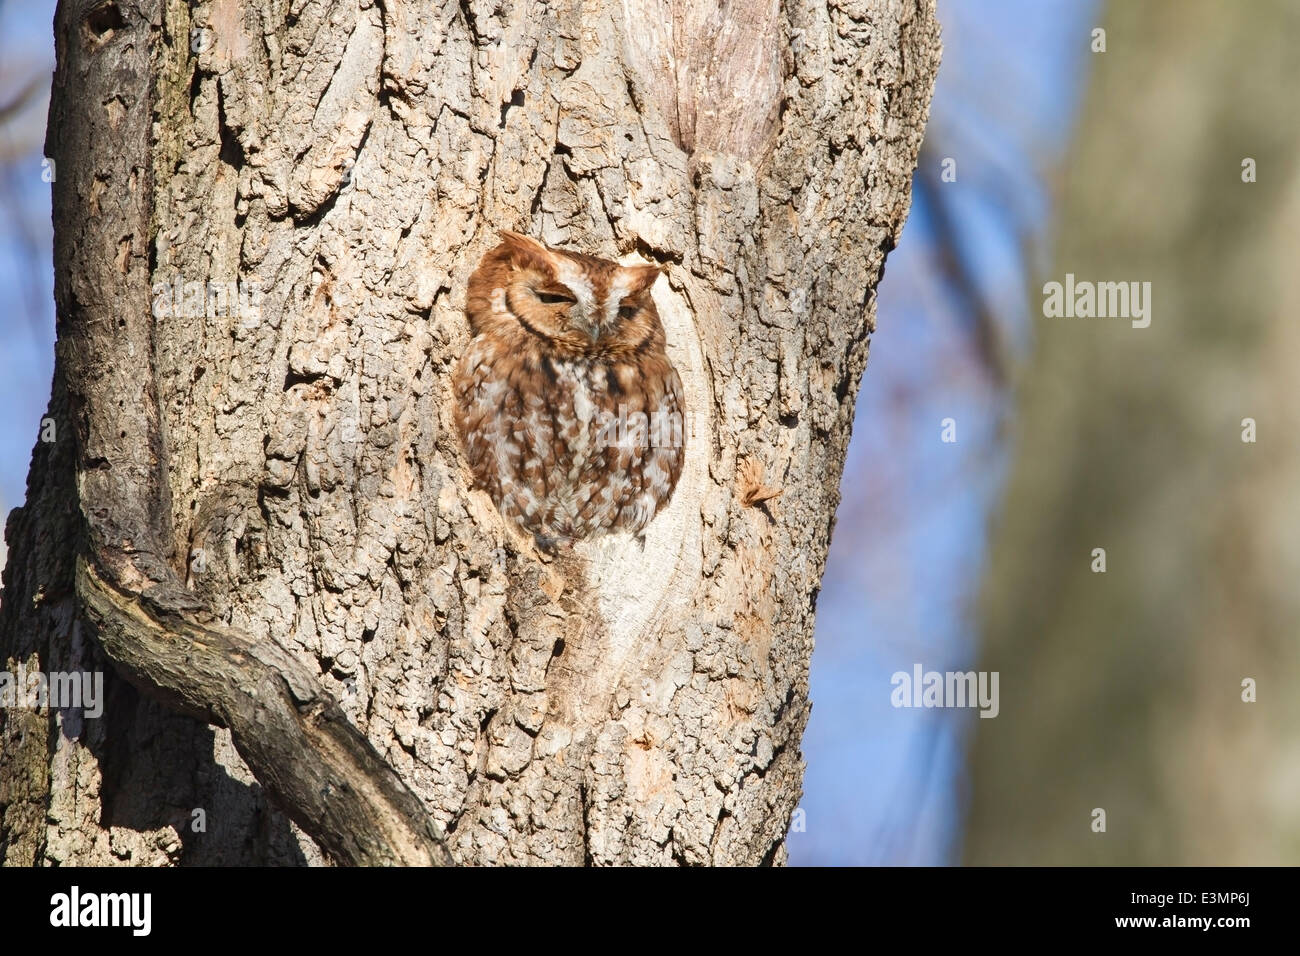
[787,0,1097,864]
[0,0,58,534]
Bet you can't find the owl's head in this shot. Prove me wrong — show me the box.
[466,230,666,358]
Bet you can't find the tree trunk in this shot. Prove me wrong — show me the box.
[1,0,939,865]
[966,0,1300,865]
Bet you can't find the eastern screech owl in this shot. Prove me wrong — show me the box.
[453,231,686,547]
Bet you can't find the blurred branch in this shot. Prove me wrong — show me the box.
[0,74,44,125]
[915,142,1011,384]
[0,74,49,161]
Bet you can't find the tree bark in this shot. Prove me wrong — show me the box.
[1,0,939,865]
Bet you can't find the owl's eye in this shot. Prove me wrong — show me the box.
[535,290,576,306]
[618,304,638,321]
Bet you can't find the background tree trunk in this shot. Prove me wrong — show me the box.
[966,0,1300,864]
[1,0,939,865]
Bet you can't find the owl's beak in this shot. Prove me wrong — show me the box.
[573,313,600,343]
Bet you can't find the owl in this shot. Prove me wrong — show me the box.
[453,231,686,547]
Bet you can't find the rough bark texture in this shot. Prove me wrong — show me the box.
[1,0,939,865]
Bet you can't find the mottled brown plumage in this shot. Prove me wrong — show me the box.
[453,231,686,546]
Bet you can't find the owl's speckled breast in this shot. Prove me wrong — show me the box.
[454,337,684,546]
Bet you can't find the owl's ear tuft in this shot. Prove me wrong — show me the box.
[621,263,664,296]
[497,230,555,273]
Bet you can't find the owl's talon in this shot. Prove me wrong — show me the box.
[533,534,573,555]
